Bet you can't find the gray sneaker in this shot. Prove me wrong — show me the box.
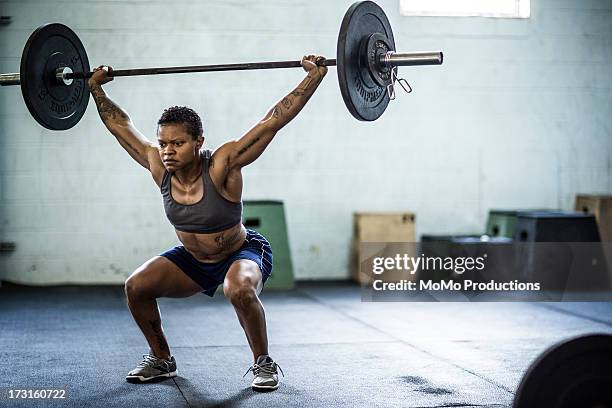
[126,351,177,383]
[243,355,284,391]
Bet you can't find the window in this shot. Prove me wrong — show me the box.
[399,0,530,18]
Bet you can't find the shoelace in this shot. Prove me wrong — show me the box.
[243,361,284,378]
[136,354,163,369]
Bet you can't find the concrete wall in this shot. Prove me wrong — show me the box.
[1,0,610,283]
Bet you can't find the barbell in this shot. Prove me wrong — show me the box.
[0,1,442,130]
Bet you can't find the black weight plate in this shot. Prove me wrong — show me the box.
[513,333,612,408]
[337,1,395,121]
[20,23,90,130]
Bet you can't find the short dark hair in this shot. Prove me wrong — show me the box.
[157,106,203,140]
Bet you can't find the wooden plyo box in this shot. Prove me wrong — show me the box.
[575,195,612,242]
[576,195,612,283]
[351,212,416,284]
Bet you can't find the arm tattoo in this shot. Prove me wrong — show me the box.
[272,105,282,118]
[98,100,128,122]
[301,74,316,90]
[118,137,143,159]
[90,84,144,160]
[281,97,292,109]
[287,73,318,102]
[148,319,170,354]
[90,84,129,123]
[237,136,261,156]
[259,71,321,133]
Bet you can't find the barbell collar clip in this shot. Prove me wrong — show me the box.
[386,68,412,101]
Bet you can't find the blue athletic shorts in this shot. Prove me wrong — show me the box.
[160,229,273,297]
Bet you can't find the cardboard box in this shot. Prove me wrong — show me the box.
[575,195,612,242]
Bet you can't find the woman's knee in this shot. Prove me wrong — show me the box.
[224,278,258,309]
[124,269,156,300]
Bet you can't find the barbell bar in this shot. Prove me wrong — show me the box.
[1,51,442,84]
[0,1,443,129]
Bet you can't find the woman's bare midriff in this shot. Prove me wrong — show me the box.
[176,223,247,263]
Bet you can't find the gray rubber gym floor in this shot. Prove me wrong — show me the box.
[1,282,611,408]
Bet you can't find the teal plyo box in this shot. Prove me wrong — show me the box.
[486,209,556,238]
[486,210,519,238]
[242,200,295,290]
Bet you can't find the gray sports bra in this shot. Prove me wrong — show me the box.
[161,149,242,233]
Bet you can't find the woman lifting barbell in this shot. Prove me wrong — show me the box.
[87,55,327,391]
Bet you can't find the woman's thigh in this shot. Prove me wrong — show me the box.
[127,256,204,298]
